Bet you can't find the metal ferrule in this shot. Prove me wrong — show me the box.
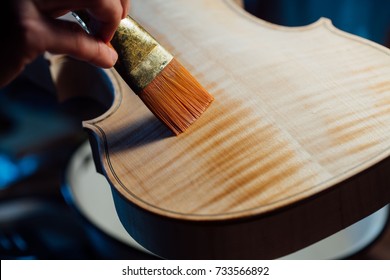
[111,16,173,93]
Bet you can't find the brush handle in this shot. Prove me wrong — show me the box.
[72,11,173,93]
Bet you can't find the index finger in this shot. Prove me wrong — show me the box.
[35,0,128,41]
[86,0,130,41]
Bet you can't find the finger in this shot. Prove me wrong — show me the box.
[121,0,131,18]
[86,0,124,42]
[49,9,71,18]
[43,19,118,68]
[34,0,125,41]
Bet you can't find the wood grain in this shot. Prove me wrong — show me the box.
[63,0,390,258]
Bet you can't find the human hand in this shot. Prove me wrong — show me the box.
[0,0,130,87]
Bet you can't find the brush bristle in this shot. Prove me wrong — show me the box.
[138,58,214,135]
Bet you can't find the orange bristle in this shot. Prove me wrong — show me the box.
[138,58,214,135]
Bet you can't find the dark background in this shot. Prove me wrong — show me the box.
[0,0,389,259]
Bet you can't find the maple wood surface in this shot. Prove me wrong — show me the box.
[53,0,390,258]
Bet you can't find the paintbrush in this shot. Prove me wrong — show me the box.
[72,12,213,135]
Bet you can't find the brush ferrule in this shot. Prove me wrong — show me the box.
[111,16,173,93]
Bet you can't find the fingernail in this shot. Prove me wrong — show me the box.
[109,47,118,64]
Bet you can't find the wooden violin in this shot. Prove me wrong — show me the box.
[52,0,390,259]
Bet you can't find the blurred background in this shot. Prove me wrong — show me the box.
[0,0,389,259]
[245,0,390,46]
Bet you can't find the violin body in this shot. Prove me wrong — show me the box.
[61,0,390,258]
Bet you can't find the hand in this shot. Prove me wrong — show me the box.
[0,0,130,87]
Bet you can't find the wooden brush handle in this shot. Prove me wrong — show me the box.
[64,0,390,259]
